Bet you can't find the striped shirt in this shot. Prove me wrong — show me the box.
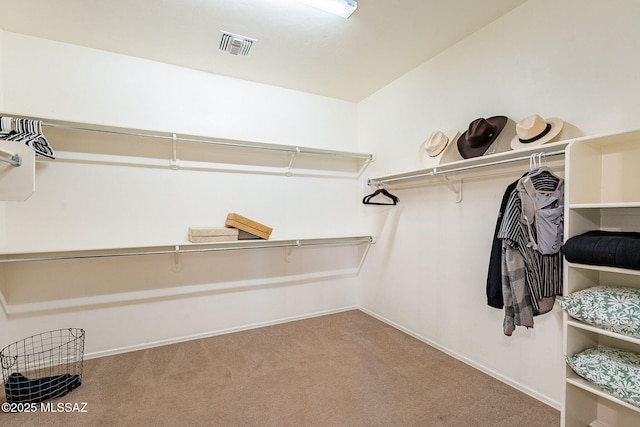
[497,170,563,311]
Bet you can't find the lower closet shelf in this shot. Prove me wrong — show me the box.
[566,377,640,415]
[567,262,640,277]
[0,236,374,263]
[567,319,640,346]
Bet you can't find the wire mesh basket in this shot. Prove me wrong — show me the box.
[1,328,85,403]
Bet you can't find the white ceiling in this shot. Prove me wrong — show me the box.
[0,0,526,102]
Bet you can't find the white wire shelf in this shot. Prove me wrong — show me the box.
[0,236,374,263]
[368,139,570,187]
[0,114,374,177]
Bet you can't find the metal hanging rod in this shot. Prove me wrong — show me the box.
[0,236,374,263]
[0,147,22,167]
[33,119,373,161]
[369,148,566,186]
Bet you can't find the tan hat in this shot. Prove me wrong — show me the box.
[510,114,563,149]
[424,131,449,157]
[419,130,460,167]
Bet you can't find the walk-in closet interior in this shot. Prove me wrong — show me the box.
[1,0,640,425]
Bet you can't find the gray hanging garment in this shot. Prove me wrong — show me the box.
[517,170,564,255]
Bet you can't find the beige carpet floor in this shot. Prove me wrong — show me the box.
[1,310,559,426]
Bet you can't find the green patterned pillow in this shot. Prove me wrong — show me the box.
[566,347,640,408]
[557,286,640,338]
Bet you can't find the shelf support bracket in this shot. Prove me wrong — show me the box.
[285,240,301,262]
[0,148,22,167]
[286,147,300,177]
[170,133,179,170]
[172,245,183,272]
[437,173,462,203]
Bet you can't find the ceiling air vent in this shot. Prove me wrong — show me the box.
[218,31,256,56]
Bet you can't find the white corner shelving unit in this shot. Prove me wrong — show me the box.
[563,129,640,427]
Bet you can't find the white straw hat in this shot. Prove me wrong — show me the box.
[511,114,564,149]
[419,130,460,167]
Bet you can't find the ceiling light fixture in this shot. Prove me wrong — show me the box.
[296,0,357,19]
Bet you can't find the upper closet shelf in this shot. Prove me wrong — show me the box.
[1,114,374,178]
[368,139,570,187]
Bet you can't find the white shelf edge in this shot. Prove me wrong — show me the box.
[566,319,640,346]
[568,202,640,209]
[13,113,375,161]
[369,139,570,185]
[571,127,640,145]
[566,262,640,276]
[0,235,374,263]
[48,151,366,179]
[566,377,640,414]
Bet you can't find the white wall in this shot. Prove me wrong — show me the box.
[0,32,365,356]
[1,33,357,151]
[357,0,640,408]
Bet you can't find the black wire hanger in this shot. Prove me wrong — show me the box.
[362,186,400,205]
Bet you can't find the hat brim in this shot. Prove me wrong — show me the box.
[510,118,564,149]
[419,130,460,168]
[457,116,508,159]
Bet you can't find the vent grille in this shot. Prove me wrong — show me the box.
[219,31,256,56]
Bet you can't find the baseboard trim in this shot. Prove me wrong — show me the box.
[84,305,359,360]
[357,306,561,411]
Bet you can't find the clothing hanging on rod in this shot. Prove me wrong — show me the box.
[517,167,564,254]
[487,153,564,335]
[0,116,55,159]
[362,187,399,205]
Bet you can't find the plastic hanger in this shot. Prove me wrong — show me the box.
[522,152,560,183]
[362,186,400,205]
[0,117,13,137]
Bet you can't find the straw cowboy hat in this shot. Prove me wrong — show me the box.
[419,130,460,167]
[457,116,515,159]
[510,114,564,149]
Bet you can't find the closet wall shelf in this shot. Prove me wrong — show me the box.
[567,319,640,346]
[567,262,640,277]
[0,236,374,264]
[568,202,640,209]
[368,139,570,188]
[1,114,373,177]
[566,377,640,415]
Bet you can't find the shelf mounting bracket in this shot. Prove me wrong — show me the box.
[172,245,183,272]
[170,133,180,170]
[286,147,300,177]
[437,173,462,203]
[285,240,301,262]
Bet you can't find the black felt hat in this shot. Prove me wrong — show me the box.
[457,116,508,159]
